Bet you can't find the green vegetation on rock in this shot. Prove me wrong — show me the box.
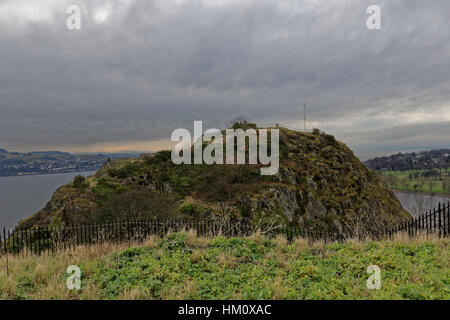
[18,126,410,235]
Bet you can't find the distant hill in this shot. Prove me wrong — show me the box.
[20,126,409,235]
[0,149,140,177]
[27,151,72,156]
[365,149,450,171]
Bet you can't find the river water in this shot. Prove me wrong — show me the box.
[0,171,96,230]
[394,191,450,217]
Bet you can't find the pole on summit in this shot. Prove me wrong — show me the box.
[303,104,306,132]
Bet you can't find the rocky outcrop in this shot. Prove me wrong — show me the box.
[18,127,410,235]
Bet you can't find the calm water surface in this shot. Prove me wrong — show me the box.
[394,191,450,217]
[0,171,96,230]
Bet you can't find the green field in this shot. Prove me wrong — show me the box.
[381,168,450,194]
[1,232,449,300]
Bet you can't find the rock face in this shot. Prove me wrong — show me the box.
[19,127,410,235]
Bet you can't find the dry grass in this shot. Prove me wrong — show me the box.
[0,231,448,300]
[0,237,158,300]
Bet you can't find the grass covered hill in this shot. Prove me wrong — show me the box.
[18,126,410,235]
[0,232,448,300]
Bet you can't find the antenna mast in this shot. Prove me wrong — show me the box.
[303,104,306,132]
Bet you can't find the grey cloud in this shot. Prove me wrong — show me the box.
[339,121,450,161]
[0,0,449,158]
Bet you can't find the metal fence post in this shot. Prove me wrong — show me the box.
[438,203,442,238]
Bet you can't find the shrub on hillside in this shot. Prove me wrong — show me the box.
[92,191,180,223]
[72,175,87,189]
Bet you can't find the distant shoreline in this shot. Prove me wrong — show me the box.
[0,169,98,179]
[393,189,450,199]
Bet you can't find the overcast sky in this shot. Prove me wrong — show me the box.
[0,0,449,160]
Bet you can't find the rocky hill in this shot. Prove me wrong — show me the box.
[18,126,410,235]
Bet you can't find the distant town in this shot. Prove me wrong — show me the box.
[0,148,140,177]
[365,149,450,171]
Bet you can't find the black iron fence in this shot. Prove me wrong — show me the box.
[382,201,449,238]
[1,201,449,256]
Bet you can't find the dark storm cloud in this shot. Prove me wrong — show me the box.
[0,0,449,157]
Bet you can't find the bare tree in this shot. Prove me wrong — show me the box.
[343,207,387,240]
[411,194,432,217]
[402,176,410,190]
[251,217,284,236]
[427,178,436,192]
[442,177,450,194]
[215,201,235,235]
[418,175,426,191]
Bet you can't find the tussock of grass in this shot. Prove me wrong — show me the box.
[0,233,448,300]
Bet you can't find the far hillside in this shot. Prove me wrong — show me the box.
[365,149,450,194]
[365,149,450,171]
[0,147,140,177]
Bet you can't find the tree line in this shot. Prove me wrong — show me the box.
[382,169,450,193]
